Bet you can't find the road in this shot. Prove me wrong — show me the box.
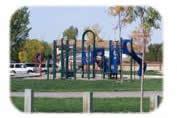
[11,91,162,98]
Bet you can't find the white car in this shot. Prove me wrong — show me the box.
[10,63,35,74]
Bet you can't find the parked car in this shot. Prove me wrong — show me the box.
[35,64,56,73]
[25,63,38,72]
[10,63,35,74]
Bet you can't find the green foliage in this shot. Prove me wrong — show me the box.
[41,41,52,58]
[18,51,27,63]
[143,7,161,31]
[10,7,31,62]
[145,43,163,62]
[125,6,161,32]
[63,26,78,39]
[18,39,51,63]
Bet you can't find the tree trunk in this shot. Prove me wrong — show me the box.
[140,9,145,113]
[118,14,123,82]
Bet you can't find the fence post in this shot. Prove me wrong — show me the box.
[83,92,93,113]
[150,95,160,111]
[24,89,33,113]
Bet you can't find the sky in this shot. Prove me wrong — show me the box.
[28,7,162,44]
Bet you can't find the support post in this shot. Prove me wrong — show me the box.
[150,95,160,111]
[92,37,96,79]
[102,51,105,79]
[60,38,64,79]
[134,60,136,80]
[65,39,69,79]
[109,40,112,79]
[73,38,77,80]
[24,89,33,113]
[87,46,90,80]
[82,30,96,79]
[83,92,93,113]
[81,33,85,78]
[130,39,133,80]
[46,56,50,80]
[52,40,57,80]
[116,40,119,79]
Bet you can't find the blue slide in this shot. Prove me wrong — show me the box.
[121,39,147,76]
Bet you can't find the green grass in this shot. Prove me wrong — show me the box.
[11,97,150,112]
[11,79,162,92]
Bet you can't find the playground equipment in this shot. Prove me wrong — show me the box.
[50,37,77,80]
[60,38,77,80]
[81,30,96,79]
[120,38,147,77]
[49,30,146,80]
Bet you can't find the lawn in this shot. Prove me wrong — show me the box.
[11,79,162,92]
[11,97,150,112]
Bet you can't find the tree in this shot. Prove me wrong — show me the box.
[10,7,31,62]
[18,50,27,63]
[63,26,78,39]
[107,6,128,81]
[41,41,52,59]
[145,43,163,62]
[125,6,161,112]
[18,39,47,63]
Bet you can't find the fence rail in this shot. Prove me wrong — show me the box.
[11,89,162,113]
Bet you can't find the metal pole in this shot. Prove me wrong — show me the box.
[82,30,96,79]
[109,40,112,79]
[52,40,56,80]
[134,60,136,80]
[120,40,123,82]
[60,38,64,79]
[81,32,85,78]
[130,39,133,80]
[87,45,90,80]
[116,40,119,79]
[92,33,96,79]
[47,55,50,80]
[65,39,69,79]
[39,54,42,77]
[73,38,77,80]
[102,50,105,79]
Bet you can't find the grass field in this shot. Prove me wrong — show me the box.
[11,97,150,112]
[11,79,162,92]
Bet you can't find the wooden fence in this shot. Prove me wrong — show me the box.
[11,89,162,113]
